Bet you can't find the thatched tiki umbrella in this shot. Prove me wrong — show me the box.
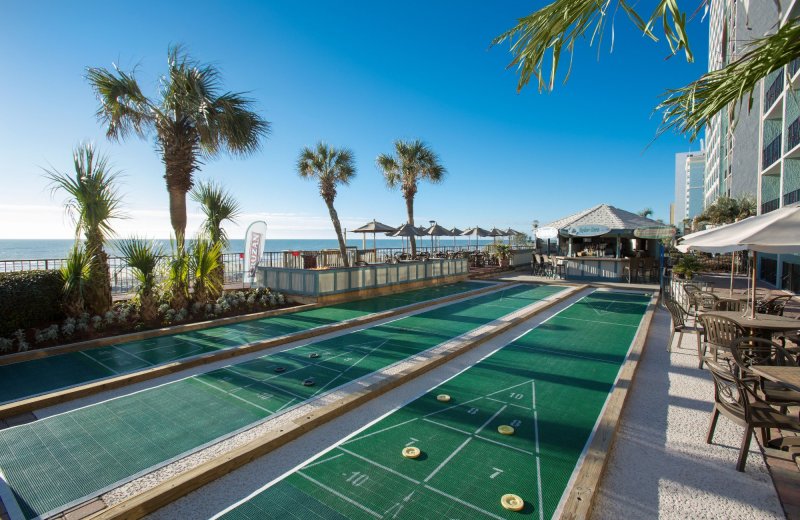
[449,227,463,249]
[391,223,426,253]
[461,226,490,250]
[488,227,508,245]
[504,227,524,245]
[352,219,396,250]
[424,222,452,252]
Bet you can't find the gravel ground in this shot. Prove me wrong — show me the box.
[147,288,590,519]
[592,306,785,519]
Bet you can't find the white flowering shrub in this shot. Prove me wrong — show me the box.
[13,329,28,352]
[0,337,12,353]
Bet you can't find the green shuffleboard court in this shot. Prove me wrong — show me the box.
[214,290,651,520]
[0,284,565,520]
[0,281,490,405]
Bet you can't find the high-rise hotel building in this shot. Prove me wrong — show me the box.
[705,0,800,291]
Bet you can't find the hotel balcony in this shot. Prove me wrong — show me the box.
[761,197,780,214]
[763,73,784,118]
[761,133,782,170]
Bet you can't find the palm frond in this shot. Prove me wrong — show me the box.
[190,181,242,245]
[657,19,800,140]
[492,0,697,92]
[44,143,126,243]
[117,237,163,293]
[297,142,357,202]
[86,65,156,140]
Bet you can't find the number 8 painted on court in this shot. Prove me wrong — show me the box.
[467,407,479,415]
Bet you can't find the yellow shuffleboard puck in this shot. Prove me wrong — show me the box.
[402,447,421,459]
[497,425,515,435]
[436,394,451,402]
[501,494,524,511]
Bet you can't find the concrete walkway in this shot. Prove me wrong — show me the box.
[592,306,785,519]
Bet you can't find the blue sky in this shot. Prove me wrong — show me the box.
[0,1,708,240]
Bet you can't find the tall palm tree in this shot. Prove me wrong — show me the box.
[45,143,124,314]
[86,46,269,253]
[297,142,356,267]
[191,181,241,286]
[376,140,446,257]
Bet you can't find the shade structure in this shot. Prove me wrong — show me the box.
[424,223,453,251]
[677,204,800,254]
[676,203,800,317]
[504,227,524,244]
[488,227,507,244]
[391,223,426,252]
[351,219,397,250]
[461,226,490,249]
[449,227,463,248]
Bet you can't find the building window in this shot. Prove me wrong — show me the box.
[760,257,778,285]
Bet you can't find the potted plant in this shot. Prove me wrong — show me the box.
[673,255,700,280]
[494,244,512,268]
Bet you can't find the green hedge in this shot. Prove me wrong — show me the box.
[0,270,64,336]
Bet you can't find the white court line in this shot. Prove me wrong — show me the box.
[310,340,389,398]
[424,485,505,520]
[556,315,639,328]
[302,452,344,469]
[512,344,621,365]
[536,456,544,520]
[344,418,419,445]
[193,377,275,414]
[112,345,157,366]
[422,418,471,436]
[424,437,471,483]
[475,405,506,435]
[296,471,382,519]
[338,447,420,484]
[78,350,121,375]
[532,380,537,410]
[473,434,534,455]
[485,397,531,410]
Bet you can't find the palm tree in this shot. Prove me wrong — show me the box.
[60,244,92,317]
[190,237,224,304]
[45,143,124,314]
[191,181,241,286]
[493,1,800,140]
[297,142,356,267]
[117,238,163,323]
[86,46,269,253]
[637,208,654,219]
[376,140,446,257]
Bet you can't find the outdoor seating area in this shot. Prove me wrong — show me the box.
[664,281,800,473]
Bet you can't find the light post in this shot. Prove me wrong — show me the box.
[532,220,539,252]
[429,220,436,252]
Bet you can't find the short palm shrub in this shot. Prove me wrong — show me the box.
[118,237,163,324]
[61,245,92,317]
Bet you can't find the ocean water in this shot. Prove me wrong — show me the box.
[0,238,496,261]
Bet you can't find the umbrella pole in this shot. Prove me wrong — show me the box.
[730,252,735,297]
[751,251,757,319]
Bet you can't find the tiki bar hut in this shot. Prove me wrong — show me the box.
[541,204,673,282]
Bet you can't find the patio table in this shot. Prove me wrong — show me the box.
[750,365,800,392]
[701,311,800,335]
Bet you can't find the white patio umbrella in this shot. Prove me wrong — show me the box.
[676,203,800,318]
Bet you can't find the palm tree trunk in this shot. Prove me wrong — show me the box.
[168,187,188,250]
[85,232,111,315]
[405,195,416,257]
[325,199,350,268]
